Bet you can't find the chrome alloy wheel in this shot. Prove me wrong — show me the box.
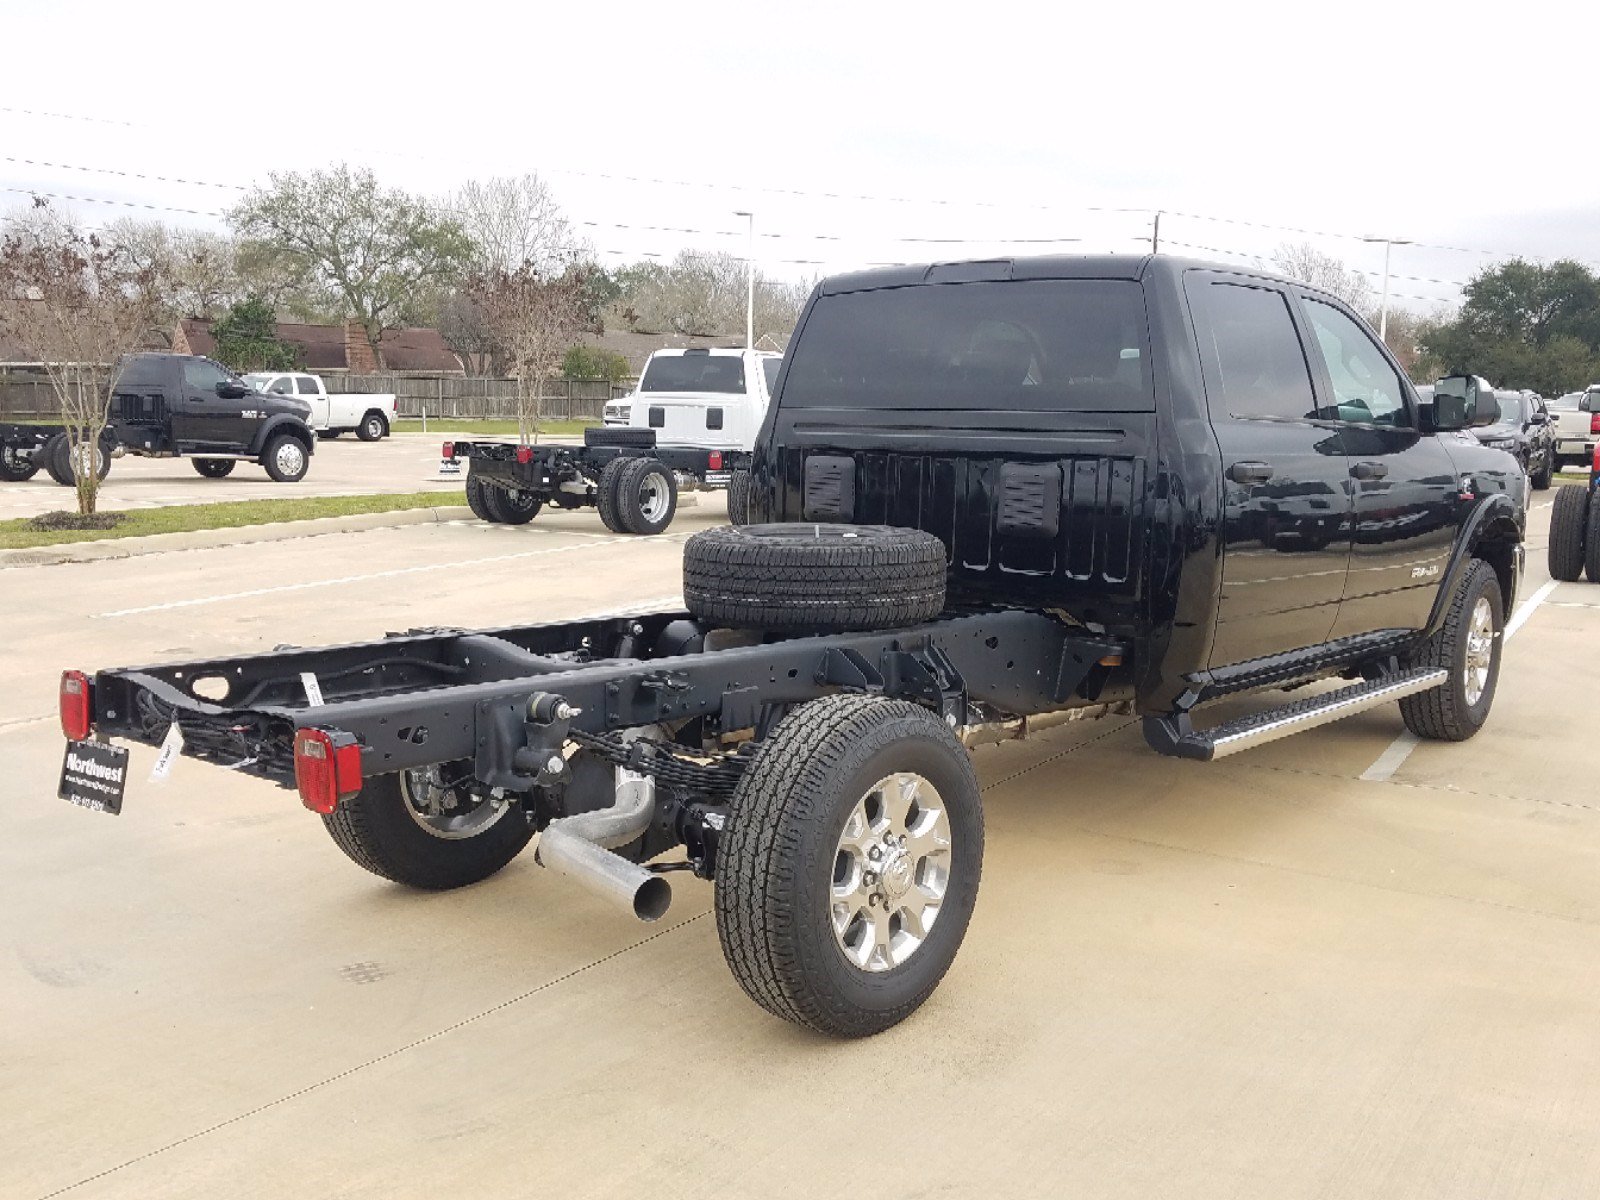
[638,470,671,523]
[1464,595,1496,706]
[400,766,507,840]
[831,772,953,972]
[275,440,306,476]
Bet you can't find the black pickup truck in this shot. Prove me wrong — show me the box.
[56,256,1522,1037]
[0,353,316,485]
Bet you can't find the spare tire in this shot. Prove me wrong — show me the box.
[683,523,947,632]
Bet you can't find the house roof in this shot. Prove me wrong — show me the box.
[175,319,463,374]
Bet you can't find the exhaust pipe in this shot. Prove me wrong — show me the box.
[535,767,671,921]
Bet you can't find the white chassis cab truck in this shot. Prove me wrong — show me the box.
[244,372,397,441]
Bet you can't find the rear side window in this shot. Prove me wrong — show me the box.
[640,355,746,394]
[761,358,782,394]
[1191,282,1317,421]
[781,280,1153,412]
[296,376,319,395]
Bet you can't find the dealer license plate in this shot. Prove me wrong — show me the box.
[59,739,129,815]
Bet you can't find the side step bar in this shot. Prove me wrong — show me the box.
[1144,667,1448,762]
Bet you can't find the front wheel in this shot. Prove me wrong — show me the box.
[192,458,236,479]
[322,767,534,889]
[715,694,984,1037]
[1548,485,1589,582]
[261,433,310,482]
[484,485,542,525]
[726,469,752,526]
[1530,449,1553,490]
[356,411,388,442]
[1400,559,1504,741]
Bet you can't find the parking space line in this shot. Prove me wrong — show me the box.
[1361,577,1562,782]
[94,534,689,618]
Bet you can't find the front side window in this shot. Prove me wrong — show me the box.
[182,359,232,392]
[781,279,1154,412]
[1301,299,1408,427]
[1191,282,1317,421]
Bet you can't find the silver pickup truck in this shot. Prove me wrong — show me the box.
[1549,389,1599,470]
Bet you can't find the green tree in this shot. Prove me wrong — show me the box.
[561,345,632,382]
[229,165,474,363]
[210,296,298,371]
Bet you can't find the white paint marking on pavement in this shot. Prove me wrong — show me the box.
[1361,576,1562,782]
[95,533,689,618]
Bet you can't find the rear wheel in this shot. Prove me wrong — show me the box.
[0,445,39,482]
[40,435,70,486]
[1586,496,1600,582]
[484,484,541,525]
[321,767,533,890]
[595,457,631,533]
[617,457,677,534]
[715,695,984,1037]
[356,411,388,442]
[51,436,110,486]
[465,475,500,522]
[1548,485,1589,582]
[261,433,310,482]
[1400,559,1504,741]
[727,469,752,526]
[191,458,236,479]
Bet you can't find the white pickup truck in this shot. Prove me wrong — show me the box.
[1548,389,1600,471]
[242,372,397,441]
[620,347,781,450]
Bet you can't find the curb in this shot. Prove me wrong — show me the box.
[0,505,474,568]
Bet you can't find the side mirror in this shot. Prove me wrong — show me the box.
[216,381,248,400]
[1429,374,1478,431]
[1530,410,1548,425]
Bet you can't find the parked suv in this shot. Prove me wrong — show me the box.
[1474,388,1556,489]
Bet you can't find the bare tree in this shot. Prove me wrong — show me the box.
[108,219,252,321]
[453,175,580,274]
[1271,241,1374,314]
[614,251,811,344]
[466,265,593,443]
[0,202,158,515]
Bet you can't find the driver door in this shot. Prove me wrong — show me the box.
[176,358,246,448]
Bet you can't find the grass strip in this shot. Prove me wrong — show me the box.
[391,418,599,437]
[0,489,466,550]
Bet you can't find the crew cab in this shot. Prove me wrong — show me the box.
[55,256,1522,1040]
[1,353,316,485]
[242,372,396,442]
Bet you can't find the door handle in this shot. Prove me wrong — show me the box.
[1227,461,1275,485]
[1350,461,1388,481]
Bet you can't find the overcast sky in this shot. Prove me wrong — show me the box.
[3,0,1595,315]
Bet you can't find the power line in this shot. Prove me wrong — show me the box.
[2,156,245,191]
[0,186,222,218]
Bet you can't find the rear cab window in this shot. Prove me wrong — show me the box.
[780,280,1154,412]
[640,354,747,394]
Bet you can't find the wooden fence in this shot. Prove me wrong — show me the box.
[0,371,625,422]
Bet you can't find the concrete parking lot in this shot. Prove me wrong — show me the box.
[4,496,1599,1198]
[0,433,503,520]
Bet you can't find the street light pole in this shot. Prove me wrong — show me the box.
[734,210,754,350]
[1361,235,1413,343]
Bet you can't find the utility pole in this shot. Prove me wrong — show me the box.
[734,210,755,350]
[1151,211,1162,254]
[1360,235,1412,343]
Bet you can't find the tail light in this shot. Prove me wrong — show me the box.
[60,670,93,741]
[708,451,723,471]
[516,445,534,464]
[293,728,363,815]
[1593,444,1600,474]
[1590,413,1600,436]
[442,441,455,460]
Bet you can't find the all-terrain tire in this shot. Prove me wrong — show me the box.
[1530,448,1553,490]
[261,433,311,482]
[584,426,656,450]
[1586,495,1600,583]
[0,445,39,482]
[192,458,236,479]
[727,469,752,526]
[321,771,533,890]
[617,457,677,535]
[715,694,984,1038]
[683,523,947,632]
[356,411,388,441]
[484,484,542,525]
[466,475,500,523]
[1548,485,1589,582]
[595,457,631,533]
[1400,559,1504,742]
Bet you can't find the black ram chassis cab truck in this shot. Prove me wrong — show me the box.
[58,257,1524,1037]
[444,426,747,533]
[0,353,316,486]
